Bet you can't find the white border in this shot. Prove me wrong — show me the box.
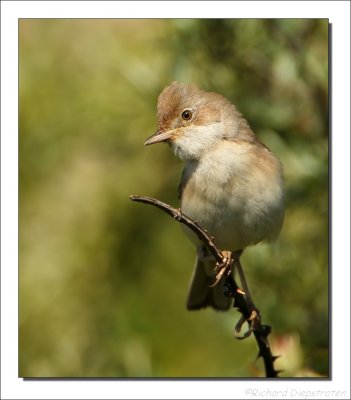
[1,1,350,399]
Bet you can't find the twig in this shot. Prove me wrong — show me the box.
[129,194,280,378]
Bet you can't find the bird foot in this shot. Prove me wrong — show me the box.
[210,250,233,287]
[234,310,258,340]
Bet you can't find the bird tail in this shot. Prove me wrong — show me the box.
[186,256,232,311]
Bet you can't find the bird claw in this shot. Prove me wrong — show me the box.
[210,251,233,287]
[234,310,258,340]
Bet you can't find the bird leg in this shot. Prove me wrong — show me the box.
[234,309,258,339]
[197,244,216,263]
[230,252,260,339]
[210,250,259,339]
[233,255,257,313]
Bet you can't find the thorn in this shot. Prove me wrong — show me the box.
[260,324,272,337]
[237,288,246,295]
[272,355,281,362]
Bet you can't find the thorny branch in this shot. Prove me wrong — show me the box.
[129,194,280,378]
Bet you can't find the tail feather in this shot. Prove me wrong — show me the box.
[186,257,232,311]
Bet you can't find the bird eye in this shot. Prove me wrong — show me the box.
[181,110,193,121]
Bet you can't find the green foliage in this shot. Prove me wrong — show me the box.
[19,19,328,377]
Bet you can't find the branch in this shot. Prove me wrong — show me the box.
[129,194,280,378]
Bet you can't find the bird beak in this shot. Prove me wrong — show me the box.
[144,129,174,146]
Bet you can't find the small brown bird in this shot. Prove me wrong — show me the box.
[145,82,285,310]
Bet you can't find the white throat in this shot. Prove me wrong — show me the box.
[170,123,223,160]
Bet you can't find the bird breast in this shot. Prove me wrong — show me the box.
[180,140,285,251]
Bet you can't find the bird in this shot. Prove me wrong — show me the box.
[144,81,285,311]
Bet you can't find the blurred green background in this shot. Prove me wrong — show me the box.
[19,19,328,378]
